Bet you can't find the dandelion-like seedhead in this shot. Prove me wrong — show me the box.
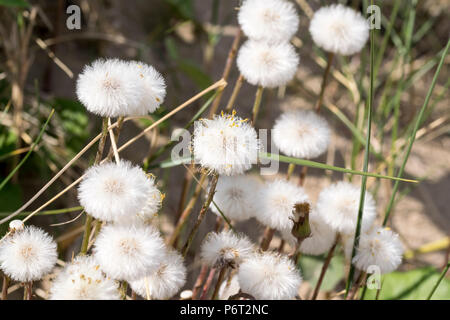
[316,181,376,235]
[282,209,337,256]
[49,256,120,300]
[76,58,145,117]
[272,109,331,159]
[238,0,299,44]
[93,224,166,281]
[201,230,254,268]
[192,112,259,176]
[129,249,186,300]
[78,161,161,223]
[255,179,310,231]
[237,40,299,88]
[0,226,57,282]
[309,4,369,56]
[345,227,403,274]
[210,175,260,221]
[128,61,166,114]
[238,252,302,300]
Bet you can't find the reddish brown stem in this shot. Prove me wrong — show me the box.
[311,236,339,300]
[200,268,217,300]
[192,265,209,300]
[260,227,275,251]
[2,274,9,300]
[212,266,228,300]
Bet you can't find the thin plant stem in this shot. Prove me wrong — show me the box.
[192,265,209,300]
[168,174,207,247]
[182,173,219,257]
[298,166,308,186]
[260,226,275,251]
[251,86,264,125]
[24,282,32,300]
[315,52,334,113]
[80,117,109,255]
[311,235,339,300]
[1,274,9,300]
[212,266,227,300]
[225,74,244,112]
[200,268,216,300]
[427,261,450,300]
[286,163,295,181]
[209,29,242,117]
[108,117,120,163]
[346,271,367,300]
[345,5,375,297]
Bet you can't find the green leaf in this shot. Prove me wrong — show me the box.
[0,0,29,7]
[363,267,450,300]
[299,254,345,292]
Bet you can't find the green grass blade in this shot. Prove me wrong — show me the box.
[427,262,450,300]
[383,37,450,226]
[0,206,83,218]
[345,2,376,297]
[0,109,55,192]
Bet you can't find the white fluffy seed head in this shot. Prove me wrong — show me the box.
[282,209,337,256]
[9,219,24,232]
[238,252,302,300]
[238,0,299,44]
[127,61,166,114]
[272,109,331,159]
[0,226,57,282]
[237,40,299,88]
[345,227,403,274]
[49,256,120,300]
[255,179,310,231]
[309,4,369,56]
[192,112,259,176]
[210,175,260,221]
[78,161,160,223]
[76,58,145,117]
[201,230,254,268]
[316,181,376,235]
[93,224,166,281]
[129,249,186,300]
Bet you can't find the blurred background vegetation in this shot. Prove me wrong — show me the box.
[0,0,449,299]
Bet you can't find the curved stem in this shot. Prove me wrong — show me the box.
[311,236,339,300]
[251,86,264,125]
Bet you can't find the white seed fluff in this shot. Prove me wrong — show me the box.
[219,274,240,300]
[210,175,260,221]
[238,252,302,300]
[49,255,120,300]
[201,230,254,268]
[272,109,331,159]
[237,40,299,88]
[282,209,337,256]
[76,58,145,117]
[309,4,369,56]
[93,224,166,281]
[192,112,259,176]
[0,226,57,282]
[238,0,299,44]
[345,227,403,274]
[128,61,166,114]
[9,219,24,232]
[316,181,377,235]
[255,179,310,231]
[129,249,186,300]
[78,161,159,223]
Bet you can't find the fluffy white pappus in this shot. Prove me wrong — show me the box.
[129,249,186,300]
[238,252,302,300]
[201,230,254,268]
[210,175,260,221]
[193,112,259,176]
[316,181,376,235]
[219,274,240,300]
[272,109,331,159]
[0,226,57,282]
[93,224,166,281]
[255,179,310,231]
[345,227,403,274]
[238,0,299,44]
[237,40,299,88]
[282,210,337,256]
[49,255,120,300]
[127,61,166,114]
[78,161,159,223]
[309,4,369,56]
[76,58,145,117]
